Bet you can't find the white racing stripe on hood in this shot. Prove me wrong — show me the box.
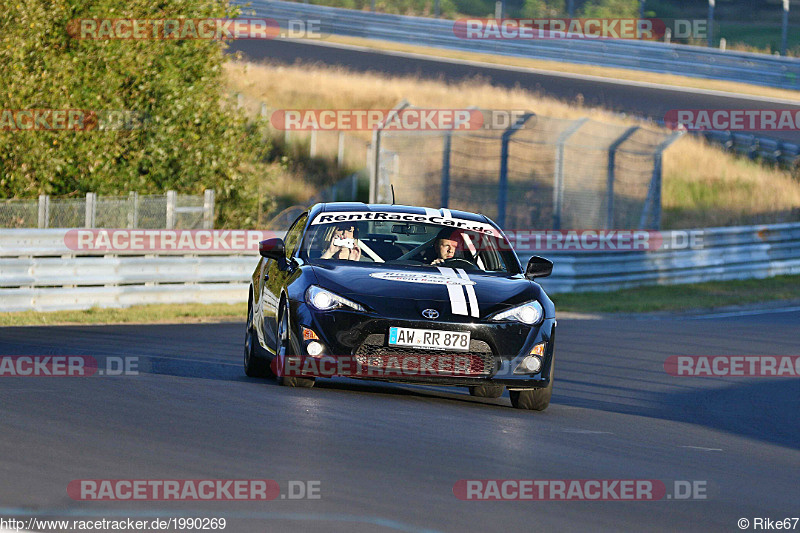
[441,208,452,218]
[424,207,439,217]
[456,268,480,318]
[436,266,468,316]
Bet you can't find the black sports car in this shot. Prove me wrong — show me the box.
[243,202,556,410]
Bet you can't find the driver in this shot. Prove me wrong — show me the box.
[320,223,361,261]
[430,227,464,265]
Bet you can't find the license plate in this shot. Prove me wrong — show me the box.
[388,327,470,352]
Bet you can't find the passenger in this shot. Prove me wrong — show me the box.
[320,223,361,261]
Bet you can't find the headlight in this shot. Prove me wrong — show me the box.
[489,301,543,325]
[305,285,365,312]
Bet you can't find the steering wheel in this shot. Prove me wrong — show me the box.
[438,258,478,270]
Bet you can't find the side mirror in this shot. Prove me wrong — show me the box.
[259,238,285,260]
[525,256,553,280]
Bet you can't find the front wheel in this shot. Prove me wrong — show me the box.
[275,303,315,388]
[509,356,553,411]
[244,296,271,378]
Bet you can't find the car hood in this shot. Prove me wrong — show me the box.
[308,262,536,321]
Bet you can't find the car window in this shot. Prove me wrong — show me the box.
[303,211,520,274]
[284,213,308,260]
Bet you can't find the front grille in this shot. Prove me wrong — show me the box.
[354,334,495,376]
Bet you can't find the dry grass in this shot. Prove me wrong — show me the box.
[225,60,800,229]
[662,137,800,228]
[318,35,800,103]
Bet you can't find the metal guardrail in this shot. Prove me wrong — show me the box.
[519,222,800,293]
[2,223,800,312]
[0,229,280,312]
[699,130,800,168]
[248,0,800,90]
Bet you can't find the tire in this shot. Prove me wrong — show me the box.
[276,301,315,388]
[468,384,505,398]
[509,355,554,411]
[244,294,271,378]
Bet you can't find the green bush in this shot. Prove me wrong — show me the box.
[579,0,639,17]
[521,0,566,17]
[0,0,271,227]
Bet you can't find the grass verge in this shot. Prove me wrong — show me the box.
[0,303,246,327]
[552,274,800,314]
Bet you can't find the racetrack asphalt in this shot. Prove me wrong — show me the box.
[227,39,800,145]
[1,310,798,532]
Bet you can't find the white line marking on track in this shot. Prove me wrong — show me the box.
[689,306,800,319]
[680,445,723,452]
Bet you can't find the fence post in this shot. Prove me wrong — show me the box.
[552,118,588,230]
[781,0,789,56]
[606,126,639,229]
[84,193,96,228]
[337,132,346,169]
[707,0,714,48]
[38,194,49,229]
[497,113,535,228]
[128,191,139,229]
[166,190,176,229]
[441,130,452,208]
[203,189,215,229]
[369,129,380,203]
[370,100,409,204]
[640,131,683,229]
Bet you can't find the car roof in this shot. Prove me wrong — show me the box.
[310,202,492,225]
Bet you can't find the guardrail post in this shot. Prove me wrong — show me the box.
[498,113,535,228]
[85,192,96,228]
[38,195,49,229]
[606,126,639,229]
[166,190,176,229]
[203,189,215,229]
[553,118,588,230]
[337,132,346,168]
[441,129,452,208]
[640,131,683,229]
[128,191,139,229]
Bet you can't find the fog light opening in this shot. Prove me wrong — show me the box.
[520,355,542,374]
[306,341,324,357]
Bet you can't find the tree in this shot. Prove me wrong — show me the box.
[0,0,270,226]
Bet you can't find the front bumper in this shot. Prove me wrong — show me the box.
[288,301,556,389]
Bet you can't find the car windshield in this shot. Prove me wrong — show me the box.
[301,211,521,274]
